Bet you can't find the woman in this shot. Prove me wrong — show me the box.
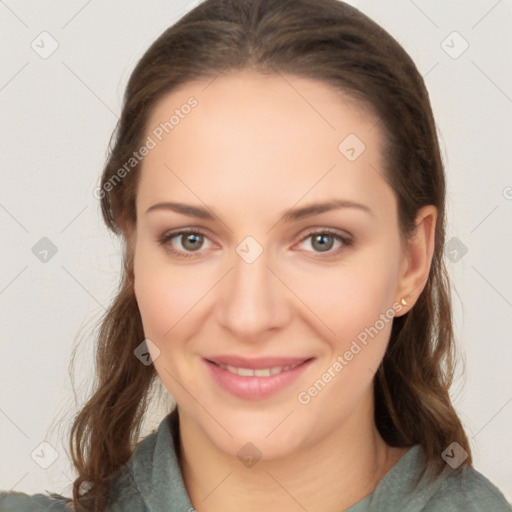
[1,0,510,510]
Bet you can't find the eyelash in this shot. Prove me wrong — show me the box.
[157,228,353,260]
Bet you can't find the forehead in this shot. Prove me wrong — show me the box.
[137,70,392,220]
[145,70,378,148]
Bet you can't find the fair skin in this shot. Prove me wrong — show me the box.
[123,70,437,512]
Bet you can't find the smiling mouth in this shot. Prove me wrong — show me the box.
[204,357,315,400]
[208,360,308,377]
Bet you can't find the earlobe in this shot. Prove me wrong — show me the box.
[394,205,437,315]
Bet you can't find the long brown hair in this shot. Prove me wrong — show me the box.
[67,0,472,509]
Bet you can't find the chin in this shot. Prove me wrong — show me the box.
[221,428,304,463]
[206,406,316,462]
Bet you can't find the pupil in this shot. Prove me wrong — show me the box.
[313,234,333,252]
[184,233,202,251]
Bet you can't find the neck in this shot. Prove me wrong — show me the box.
[177,393,406,512]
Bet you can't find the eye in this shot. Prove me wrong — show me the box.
[158,228,353,260]
[296,230,352,257]
[157,228,213,259]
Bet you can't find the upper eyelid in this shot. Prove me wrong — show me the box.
[298,228,351,241]
[163,228,216,246]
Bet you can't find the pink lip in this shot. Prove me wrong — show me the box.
[204,356,314,400]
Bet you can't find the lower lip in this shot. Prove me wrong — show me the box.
[204,358,314,400]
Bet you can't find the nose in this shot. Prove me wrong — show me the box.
[216,245,291,343]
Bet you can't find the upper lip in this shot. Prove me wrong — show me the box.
[205,355,313,369]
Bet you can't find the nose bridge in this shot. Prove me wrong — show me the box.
[217,241,286,339]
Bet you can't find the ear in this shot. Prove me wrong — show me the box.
[394,205,437,316]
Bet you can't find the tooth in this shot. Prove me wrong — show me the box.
[238,367,255,377]
[219,362,303,376]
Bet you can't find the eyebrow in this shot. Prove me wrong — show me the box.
[146,199,373,222]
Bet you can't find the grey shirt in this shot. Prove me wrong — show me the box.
[1,409,510,511]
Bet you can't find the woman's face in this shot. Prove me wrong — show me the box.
[131,70,414,459]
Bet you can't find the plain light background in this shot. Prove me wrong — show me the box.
[1,0,511,501]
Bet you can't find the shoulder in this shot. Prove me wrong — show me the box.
[105,427,162,510]
[423,466,511,511]
[0,491,71,511]
[0,425,165,512]
[365,445,511,512]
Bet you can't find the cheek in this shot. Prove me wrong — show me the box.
[331,251,401,383]
[287,249,400,340]
[133,241,221,379]
[133,243,194,342]
[133,248,204,397]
